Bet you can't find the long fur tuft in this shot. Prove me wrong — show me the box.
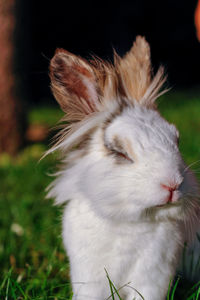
[46,36,167,156]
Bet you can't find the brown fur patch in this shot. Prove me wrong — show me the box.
[50,49,98,118]
[115,36,152,101]
[73,63,93,79]
[101,105,124,133]
[112,136,124,153]
[51,56,90,103]
[124,138,136,162]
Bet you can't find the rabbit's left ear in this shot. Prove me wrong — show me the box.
[115,36,152,101]
[50,49,100,121]
[116,36,167,107]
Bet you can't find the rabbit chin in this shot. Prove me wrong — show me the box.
[145,200,188,222]
[88,196,187,223]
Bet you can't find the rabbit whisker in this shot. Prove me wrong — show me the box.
[183,160,200,174]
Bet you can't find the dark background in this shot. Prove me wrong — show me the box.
[15,0,200,105]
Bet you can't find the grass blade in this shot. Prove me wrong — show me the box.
[167,278,172,300]
[170,277,180,300]
[105,269,116,300]
[195,285,200,300]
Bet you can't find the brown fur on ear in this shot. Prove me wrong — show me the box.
[50,37,167,125]
[89,57,120,101]
[115,36,152,102]
[47,38,167,157]
[50,49,100,122]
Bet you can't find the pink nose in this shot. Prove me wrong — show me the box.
[161,183,179,203]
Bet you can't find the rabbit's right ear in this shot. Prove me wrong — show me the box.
[50,49,100,121]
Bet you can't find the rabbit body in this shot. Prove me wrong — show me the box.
[49,106,198,300]
[63,198,183,300]
[47,37,200,300]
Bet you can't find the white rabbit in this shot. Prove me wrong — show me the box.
[46,36,200,300]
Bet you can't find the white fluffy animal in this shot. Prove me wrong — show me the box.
[46,36,200,300]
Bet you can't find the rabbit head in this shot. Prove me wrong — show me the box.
[47,36,199,223]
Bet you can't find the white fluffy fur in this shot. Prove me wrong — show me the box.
[47,37,200,300]
[47,104,200,300]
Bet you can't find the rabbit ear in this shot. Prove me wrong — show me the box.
[116,36,167,107]
[116,36,152,101]
[50,49,100,121]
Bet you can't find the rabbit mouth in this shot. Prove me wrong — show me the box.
[156,203,171,208]
[155,190,181,208]
[156,203,168,208]
[155,201,180,208]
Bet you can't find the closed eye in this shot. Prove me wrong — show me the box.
[104,136,134,163]
[111,149,134,163]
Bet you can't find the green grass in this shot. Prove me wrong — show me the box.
[1,89,200,299]
[28,106,64,127]
[158,89,200,164]
[0,146,72,299]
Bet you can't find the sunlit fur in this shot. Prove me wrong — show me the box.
[47,36,200,300]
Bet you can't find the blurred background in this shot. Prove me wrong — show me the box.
[1,0,200,299]
[1,0,200,153]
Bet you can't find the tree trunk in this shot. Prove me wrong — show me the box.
[0,0,23,155]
